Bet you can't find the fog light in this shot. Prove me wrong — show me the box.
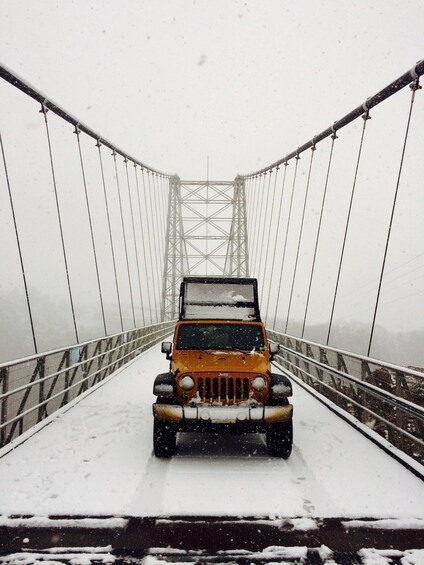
[252,376,266,391]
[180,375,195,390]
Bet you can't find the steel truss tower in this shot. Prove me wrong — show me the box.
[161,176,249,321]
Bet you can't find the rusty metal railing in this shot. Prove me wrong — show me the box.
[267,329,424,470]
[0,320,175,448]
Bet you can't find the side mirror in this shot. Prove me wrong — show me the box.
[269,342,279,360]
[161,341,172,360]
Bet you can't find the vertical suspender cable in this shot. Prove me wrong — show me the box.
[249,175,262,275]
[159,174,168,320]
[264,163,289,324]
[160,177,167,313]
[301,132,338,338]
[246,176,255,245]
[327,113,370,345]
[97,142,123,332]
[156,174,165,307]
[271,155,300,330]
[113,151,136,328]
[158,175,165,261]
[142,169,159,323]
[147,170,160,322]
[260,167,280,305]
[41,105,79,343]
[252,173,268,274]
[367,80,421,356]
[285,146,316,333]
[245,177,251,229]
[152,173,163,299]
[257,170,273,281]
[134,165,153,325]
[0,128,38,353]
[75,127,107,336]
[124,158,145,326]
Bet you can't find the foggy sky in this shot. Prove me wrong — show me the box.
[2,1,423,178]
[1,0,424,364]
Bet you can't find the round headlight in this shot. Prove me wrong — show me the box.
[180,375,195,391]
[252,376,267,391]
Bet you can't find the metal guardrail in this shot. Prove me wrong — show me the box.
[0,320,176,448]
[267,329,424,467]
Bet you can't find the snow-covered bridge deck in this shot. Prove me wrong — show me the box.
[0,342,422,521]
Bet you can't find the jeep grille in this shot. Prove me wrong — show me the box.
[197,376,250,404]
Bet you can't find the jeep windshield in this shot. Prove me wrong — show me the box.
[176,323,265,351]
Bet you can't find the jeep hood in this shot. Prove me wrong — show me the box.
[172,350,269,374]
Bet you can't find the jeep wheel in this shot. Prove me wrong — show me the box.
[153,419,177,458]
[266,420,292,459]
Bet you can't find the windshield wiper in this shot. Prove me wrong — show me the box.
[217,347,254,355]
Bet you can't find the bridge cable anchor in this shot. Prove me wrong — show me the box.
[409,78,421,103]
[362,100,372,121]
[39,100,49,115]
[409,78,422,92]
[331,123,338,140]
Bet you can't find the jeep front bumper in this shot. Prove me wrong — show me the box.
[153,403,293,429]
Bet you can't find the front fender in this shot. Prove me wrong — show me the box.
[270,373,292,400]
[153,372,175,398]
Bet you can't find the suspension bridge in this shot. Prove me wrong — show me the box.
[0,61,424,562]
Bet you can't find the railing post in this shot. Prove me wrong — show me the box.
[37,357,46,423]
[61,350,71,407]
[0,368,9,447]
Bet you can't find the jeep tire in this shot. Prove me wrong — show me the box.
[266,420,293,459]
[153,419,177,457]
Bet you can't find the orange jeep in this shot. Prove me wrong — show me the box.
[153,277,293,458]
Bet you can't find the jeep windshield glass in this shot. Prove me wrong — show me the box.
[176,323,265,351]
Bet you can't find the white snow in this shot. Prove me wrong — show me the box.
[0,552,115,565]
[0,342,423,519]
[155,384,174,394]
[0,517,127,528]
[343,518,424,530]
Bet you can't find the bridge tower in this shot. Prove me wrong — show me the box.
[161,175,249,321]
